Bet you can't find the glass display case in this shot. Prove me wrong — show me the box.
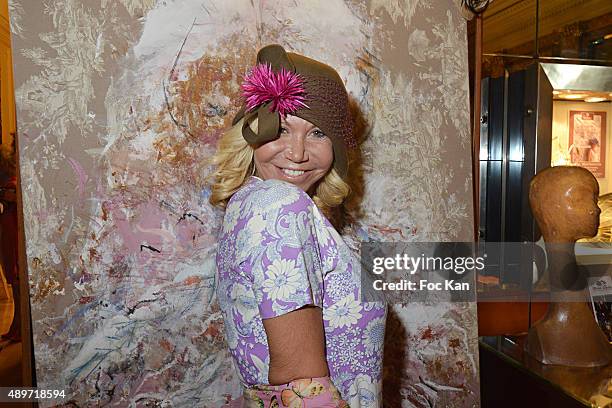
[476,5,612,400]
[480,336,612,407]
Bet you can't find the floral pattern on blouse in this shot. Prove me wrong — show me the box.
[216,177,387,407]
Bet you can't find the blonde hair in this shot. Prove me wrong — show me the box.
[208,118,350,217]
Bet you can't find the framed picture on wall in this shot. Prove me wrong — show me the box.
[568,110,607,178]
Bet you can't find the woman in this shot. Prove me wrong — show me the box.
[210,45,386,407]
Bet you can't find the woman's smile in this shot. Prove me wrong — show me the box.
[280,168,306,177]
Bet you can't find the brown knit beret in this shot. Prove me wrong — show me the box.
[232,44,354,177]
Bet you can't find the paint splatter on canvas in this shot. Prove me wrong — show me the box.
[10,0,479,406]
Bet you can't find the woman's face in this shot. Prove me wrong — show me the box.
[253,115,333,193]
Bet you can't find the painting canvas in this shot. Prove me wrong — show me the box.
[10,0,479,406]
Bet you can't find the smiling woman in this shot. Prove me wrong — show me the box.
[209,45,387,407]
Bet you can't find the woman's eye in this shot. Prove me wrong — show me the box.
[311,129,326,138]
[279,127,289,134]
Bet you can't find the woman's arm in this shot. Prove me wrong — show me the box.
[263,305,329,385]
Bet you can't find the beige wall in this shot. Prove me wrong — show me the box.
[552,100,612,194]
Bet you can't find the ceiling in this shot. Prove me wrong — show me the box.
[482,0,612,55]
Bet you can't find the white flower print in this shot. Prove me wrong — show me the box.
[231,284,258,323]
[331,371,353,396]
[250,181,301,214]
[250,354,269,380]
[312,210,331,245]
[222,200,241,233]
[326,270,353,301]
[327,327,365,368]
[363,316,386,354]
[324,294,362,329]
[322,246,336,271]
[223,312,239,349]
[246,213,266,233]
[350,374,378,408]
[340,374,379,408]
[262,258,302,301]
[246,213,266,247]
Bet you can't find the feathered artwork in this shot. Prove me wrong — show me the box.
[241,63,309,116]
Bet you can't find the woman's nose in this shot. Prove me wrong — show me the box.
[285,134,307,162]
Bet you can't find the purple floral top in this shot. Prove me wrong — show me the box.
[216,177,386,407]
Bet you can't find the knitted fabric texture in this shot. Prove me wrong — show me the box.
[296,75,355,149]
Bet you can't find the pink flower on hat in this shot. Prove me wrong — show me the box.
[241,63,308,117]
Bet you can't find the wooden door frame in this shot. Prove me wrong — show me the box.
[0,0,34,393]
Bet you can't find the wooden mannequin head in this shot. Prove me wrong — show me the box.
[529,166,600,243]
[526,166,611,367]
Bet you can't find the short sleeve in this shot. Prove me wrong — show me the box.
[236,180,325,320]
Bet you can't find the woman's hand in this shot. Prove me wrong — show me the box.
[262,305,329,385]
